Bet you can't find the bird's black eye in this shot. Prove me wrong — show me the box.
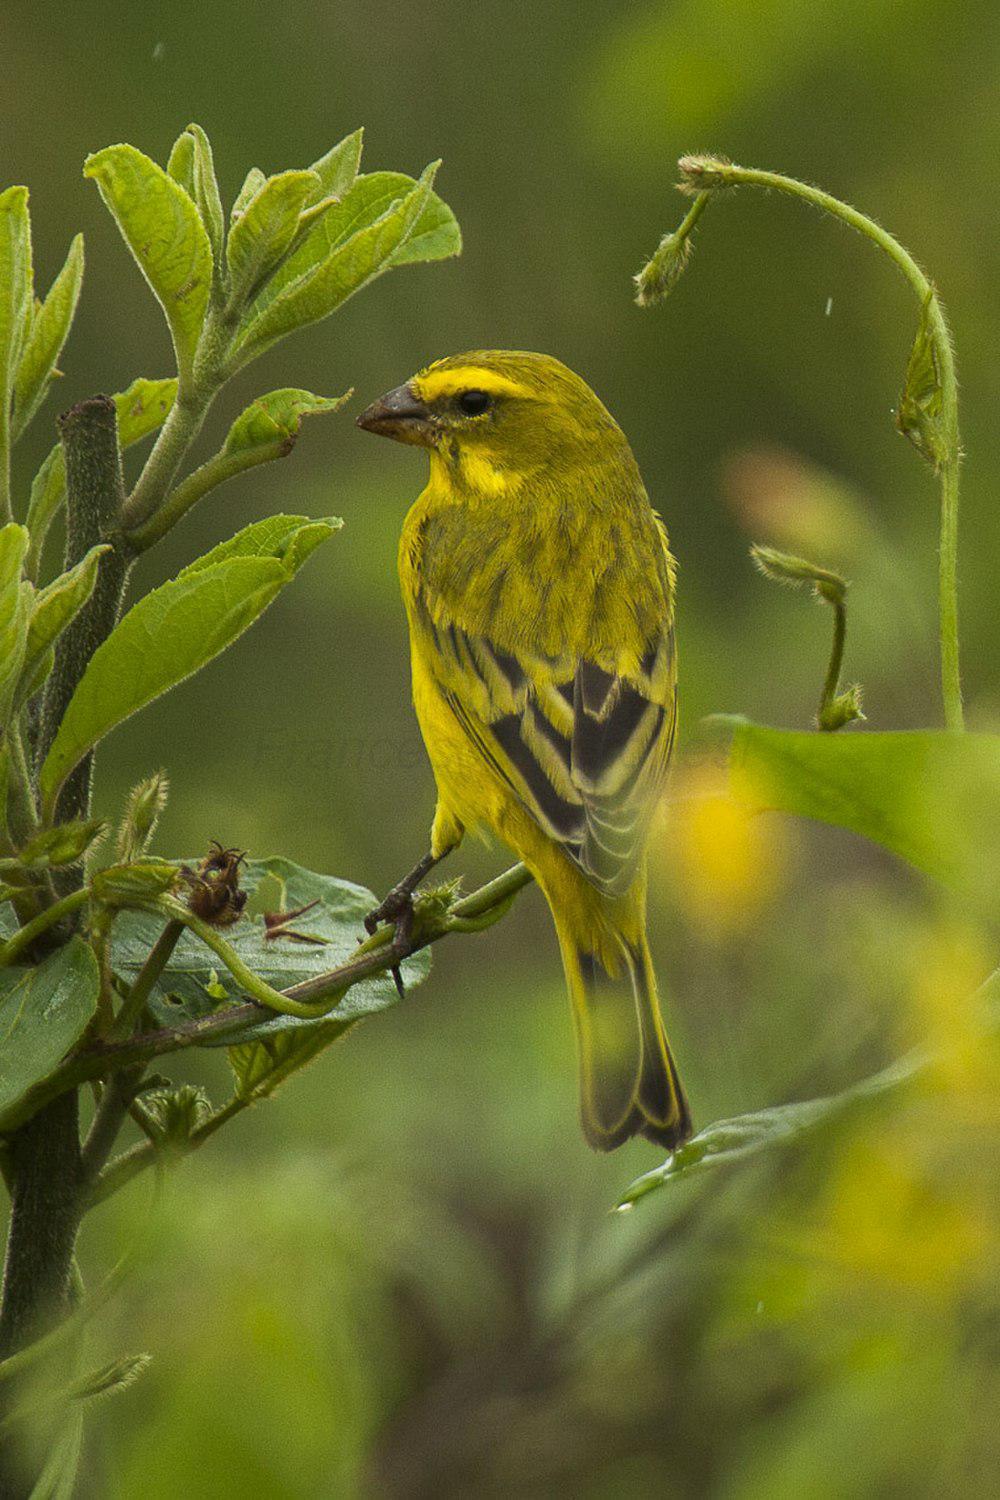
[457,388,492,416]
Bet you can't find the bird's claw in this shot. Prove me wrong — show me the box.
[364,884,418,997]
[364,882,416,937]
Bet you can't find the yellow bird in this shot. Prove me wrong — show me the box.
[357,351,691,1152]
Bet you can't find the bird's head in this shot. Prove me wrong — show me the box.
[357,350,631,492]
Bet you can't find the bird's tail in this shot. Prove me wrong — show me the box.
[553,908,692,1153]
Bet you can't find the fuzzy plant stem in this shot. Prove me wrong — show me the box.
[0,398,132,1490]
[37,396,132,818]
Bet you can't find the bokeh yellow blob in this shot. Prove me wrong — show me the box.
[656,758,791,933]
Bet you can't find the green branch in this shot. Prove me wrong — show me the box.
[126,438,288,551]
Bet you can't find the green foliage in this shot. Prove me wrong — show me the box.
[8,820,105,872]
[132,1084,212,1151]
[305,128,364,201]
[0,522,30,725]
[84,145,214,382]
[114,771,169,862]
[38,516,338,815]
[168,124,225,267]
[221,388,351,459]
[0,186,32,498]
[110,857,429,1029]
[0,939,98,1130]
[619,1050,927,1208]
[231,162,459,366]
[12,233,84,443]
[727,721,1000,893]
[14,542,110,709]
[224,169,321,306]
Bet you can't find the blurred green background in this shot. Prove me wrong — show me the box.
[4,0,1000,1493]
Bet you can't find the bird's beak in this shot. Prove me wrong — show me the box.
[356,382,434,445]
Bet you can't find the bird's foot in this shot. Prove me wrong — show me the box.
[364,882,421,998]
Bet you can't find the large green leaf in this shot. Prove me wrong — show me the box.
[12,233,84,442]
[26,376,177,579]
[109,856,429,1040]
[727,722,1000,893]
[232,164,458,364]
[0,185,32,447]
[225,170,320,305]
[176,512,340,577]
[84,144,214,380]
[0,522,30,725]
[0,937,99,1131]
[38,519,336,815]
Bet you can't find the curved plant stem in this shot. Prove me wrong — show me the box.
[138,896,353,1019]
[126,438,288,551]
[665,157,964,730]
[0,888,89,966]
[121,390,211,533]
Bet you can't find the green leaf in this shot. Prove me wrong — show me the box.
[115,769,169,861]
[38,525,333,814]
[175,123,225,265]
[69,1352,152,1405]
[109,856,429,1040]
[91,859,180,906]
[0,522,30,725]
[84,144,213,380]
[222,388,351,458]
[896,289,950,471]
[390,186,462,267]
[177,511,341,578]
[14,542,110,708]
[727,722,1000,894]
[166,130,196,197]
[132,1083,211,1150]
[619,967,1000,1209]
[0,938,99,1131]
[233,163,455,364]
[11,233,84,442]
[14,818,105,870]
[618,1050,927,1209]
[225,170,321,306]
[228,1018,354,1105]
[306,129,364,203]
[25,376,178,578]
[230,167,266,221]
[0,185,32,445]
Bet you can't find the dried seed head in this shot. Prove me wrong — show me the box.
[181,841,248,925]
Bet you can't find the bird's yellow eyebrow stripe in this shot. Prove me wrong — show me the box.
[413,366,533,403]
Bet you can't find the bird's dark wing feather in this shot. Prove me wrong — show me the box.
[423,608,676,895]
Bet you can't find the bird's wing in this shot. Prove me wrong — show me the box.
[420,605,676,896]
